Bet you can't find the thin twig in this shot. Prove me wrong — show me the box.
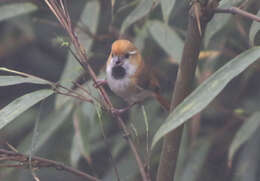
[53,83,94,103]
[0,66,94,104]
[0,149,101,181]
[95,105,121,181]
[44,1,149,181]
[214,7,260,22]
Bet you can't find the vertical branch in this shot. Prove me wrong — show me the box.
[156,1,216,181]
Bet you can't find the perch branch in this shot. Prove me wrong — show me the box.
[0,149,100,181]
[44,1,149,181]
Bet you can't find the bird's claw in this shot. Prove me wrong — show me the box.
[111,107,130,115]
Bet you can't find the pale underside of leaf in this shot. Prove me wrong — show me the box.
[120,0,154,33]
[148,20,184,62]
[0,89,54,130]
[0,76,50,86]
[0,2,37,22]
[161,0,176,23]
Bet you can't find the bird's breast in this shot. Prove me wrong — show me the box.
[106,62,153,104]
[107,71,134,98]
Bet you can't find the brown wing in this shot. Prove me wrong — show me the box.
[135,65,160,93]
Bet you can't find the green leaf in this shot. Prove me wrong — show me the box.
[219,0,244,7]
[79,1,100,49]
[148,20,184,62]
[173,125,189,181]
[232,130,260,181]
[55,1,100,108]
[161,0,176,23]
[179,140,211,181]
[0,89,54,130]
[70,134,82,167]
[134,26,149,52]
[103,152,138,181]
[18,103,73,153]
[70,107,91,165]
[249,10,260,45]
[152,47,260,148]
[0,76,50,86]
[204,13,230,47]
[0,67,52,86]
[228,111,260,162]
[204,0,244,47]
[0,2,37,22]
[121,0,154,33]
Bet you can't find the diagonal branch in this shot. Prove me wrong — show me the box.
[44,1,149,181]
[0,149,100,181]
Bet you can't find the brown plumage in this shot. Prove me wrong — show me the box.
[105,39,170,112]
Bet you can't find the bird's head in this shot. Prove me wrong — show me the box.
[106,40,143,79]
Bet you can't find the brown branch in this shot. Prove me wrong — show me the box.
[214,7,260,22]
[0,149,100,181]
[44,1,149,181]
[156,1,214,181]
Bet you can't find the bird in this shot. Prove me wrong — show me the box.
[96,39,170,114]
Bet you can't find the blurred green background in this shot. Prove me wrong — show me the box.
[0,0,260,181]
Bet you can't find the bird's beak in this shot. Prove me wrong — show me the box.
[111,56,123,66]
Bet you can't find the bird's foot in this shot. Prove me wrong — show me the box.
[110,102,137,115]
[111,107,130,115]
[93,79,107,88]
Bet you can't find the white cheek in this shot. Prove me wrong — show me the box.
[106,60,137,97]
[123,61,137,76]
[106,63,112,76]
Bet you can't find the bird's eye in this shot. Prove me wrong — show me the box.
[111,53,114,57]
[125,53,130,59]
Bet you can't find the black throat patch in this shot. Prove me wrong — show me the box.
[112,66,126,80]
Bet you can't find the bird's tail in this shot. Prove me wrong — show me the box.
[155,94,170,111]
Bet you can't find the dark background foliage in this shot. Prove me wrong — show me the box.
[0,0,260,181]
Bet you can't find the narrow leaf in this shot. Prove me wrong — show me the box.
[71,107,91,164]
[0,2,37,22]
[179,140,211,181]
[18,103,73,153]
[152,47,260,148]
[161,0,176,23]
[148,20,184,62]
[232,130,260,181]
[55,1,100,108]
[204,14,230,47]
[173,125,189,181]
[0,67,52,85]
[249,10,260,45]
[0,76,50,86]
[0,89,54,130]
[219,0,244,7]
[121,0,154,33]
[204,0,244,46]
[229,111,260,162]
[70,134,82,167]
